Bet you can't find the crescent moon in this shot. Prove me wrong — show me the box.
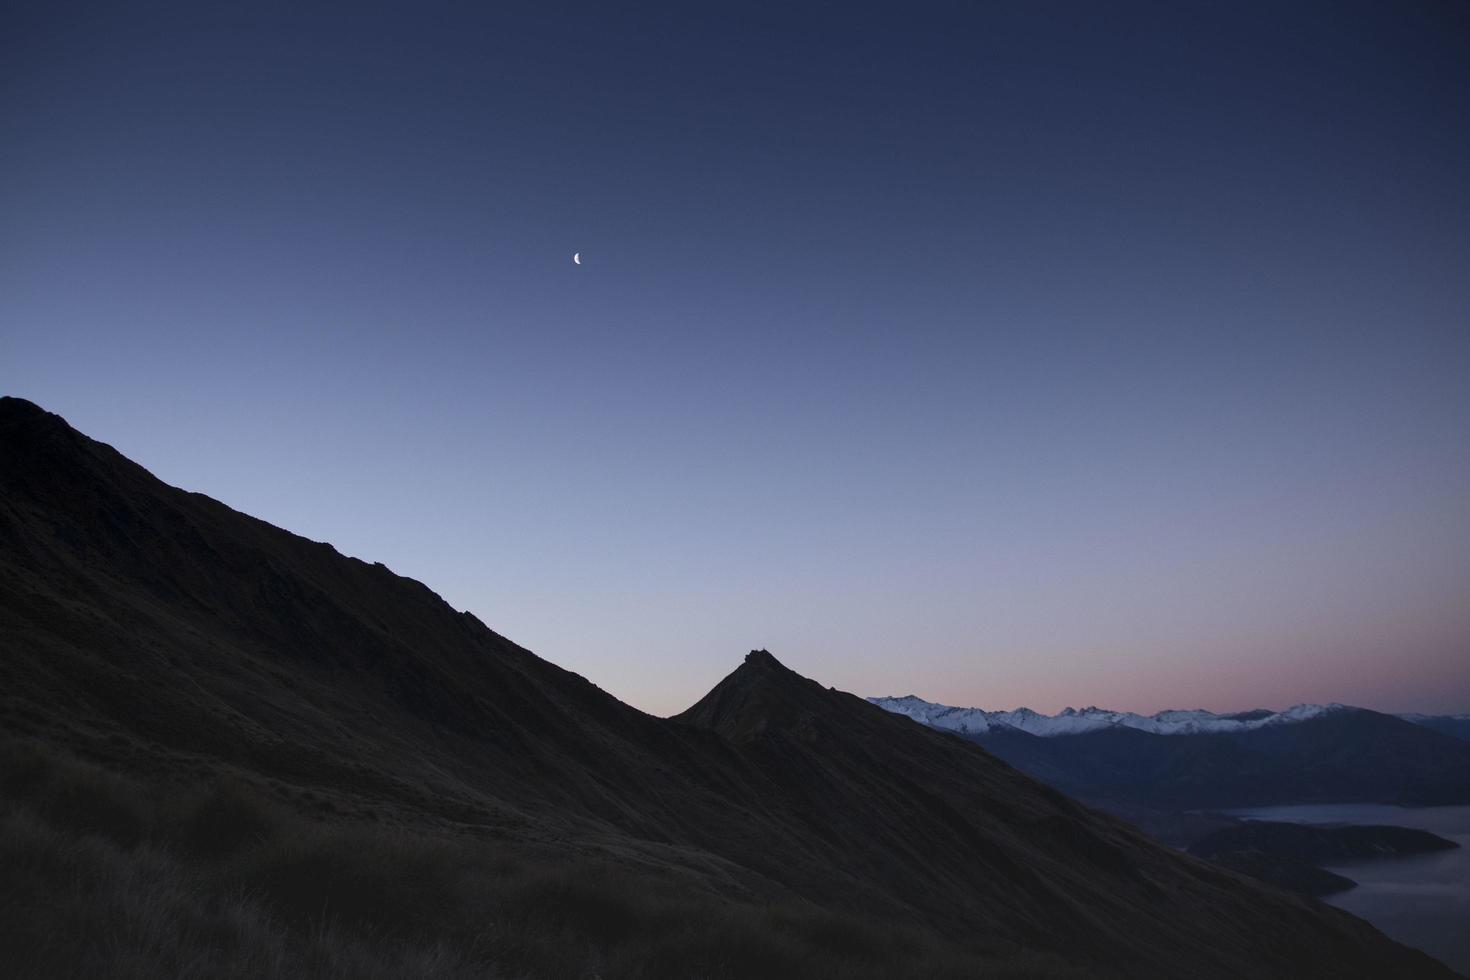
[572,252,581,265]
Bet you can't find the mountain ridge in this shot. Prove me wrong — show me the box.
[871,694,1360,737]
[874,694,1470,810]
[0,396,1456,978]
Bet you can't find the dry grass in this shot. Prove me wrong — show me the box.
[0,737,1084,979]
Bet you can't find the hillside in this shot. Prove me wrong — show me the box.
[0,397,1456,978]
[1399,715,1470,742]
[1188,822,1459,864]
[875,697,1470,809]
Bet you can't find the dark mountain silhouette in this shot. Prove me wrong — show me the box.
[1401,715,1470,742]
[1184,822,1459,900]
[1203,854,1359,899]
[1188,822,1458,864]
[956,710,1470,811]
[0,397,1457,978]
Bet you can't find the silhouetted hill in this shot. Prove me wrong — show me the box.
[1189,822,1459,864]
[0,397,1457,978]
[956,710,1470,810]
[1401,714,1470,742]
[1205,854,1358,898]
[1184,821,1459,899]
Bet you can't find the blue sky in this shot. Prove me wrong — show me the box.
[5,1,1468,714]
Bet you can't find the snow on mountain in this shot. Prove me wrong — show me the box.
[868,695,1352,737]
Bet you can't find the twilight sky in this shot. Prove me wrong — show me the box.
[4,1,1468,716]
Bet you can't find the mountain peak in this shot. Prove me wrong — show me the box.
[0,399,117,499]
[743,648,784,669]
[0,395,46,417]
[869,695,1372,738]
[0,397,73,442]
[675,649,834,741]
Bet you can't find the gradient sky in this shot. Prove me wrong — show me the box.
[5,1,1469,716]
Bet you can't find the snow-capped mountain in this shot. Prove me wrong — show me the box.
[868,694,1352,737]
[1397,713,1470,741]
[869,692,1470,810]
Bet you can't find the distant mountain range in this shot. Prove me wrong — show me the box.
[1,395,1457,978]
[872,695,1470,741]
[871,695,1470,810]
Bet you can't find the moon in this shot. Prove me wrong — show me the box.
[572,252,581,265]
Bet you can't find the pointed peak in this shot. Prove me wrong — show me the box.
[0,395,46,418]
[0,397,71,437]
[676,649,835,741]
[742,648,791,671]
[0,399,103,486]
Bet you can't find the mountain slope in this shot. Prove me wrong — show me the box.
[1399,714,1470,742]
[0,397,1455,978]
[875,696,1470,808]
[871,694,1350,737]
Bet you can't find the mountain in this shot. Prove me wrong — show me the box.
[1199,854,1358,899]
[0,397,1457,978]
[1187,823,1459,864]
[872,694,1353,737]
[1185,823,1459,899]
[874,696,1470,809]
[1400,714,1470,742]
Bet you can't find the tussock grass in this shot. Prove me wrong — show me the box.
[0,737,1083,978]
